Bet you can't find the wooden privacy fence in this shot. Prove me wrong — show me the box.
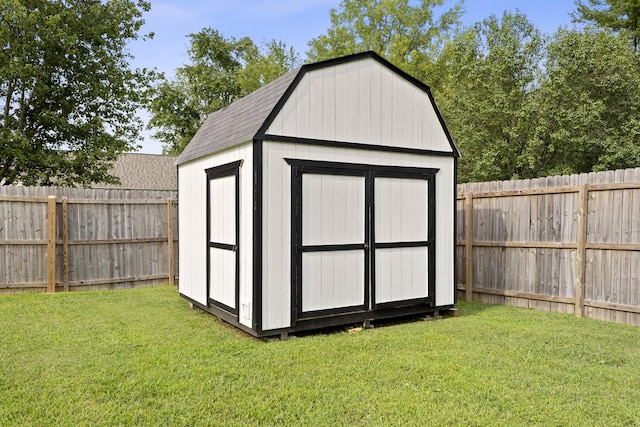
[0,186,178,294]
[457,167,640,326]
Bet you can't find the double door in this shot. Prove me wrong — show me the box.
[289,160,437,321]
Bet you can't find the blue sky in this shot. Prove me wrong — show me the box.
[130,0,582,154]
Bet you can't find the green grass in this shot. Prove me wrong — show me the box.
[1,286,639,426]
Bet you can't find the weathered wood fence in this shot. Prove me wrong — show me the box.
[457,167,640,326]
[0,186,178,294]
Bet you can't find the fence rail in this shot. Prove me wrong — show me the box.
[0,186,178,294]
[457,167,640,326]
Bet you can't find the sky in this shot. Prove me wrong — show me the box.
[129,0,583,154]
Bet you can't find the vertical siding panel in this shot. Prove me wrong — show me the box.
[369,62,383,146]
[302,174,323,245]
[358,60,371,142]
[380,66,393,145]
[264,143,284,329]
[320,175,335,243]
[334,65,348,141]
[309,70,323,138]
[295,75,311,137]
[321,67,335,141]
[345,61,360,142]
[278,84,296,136]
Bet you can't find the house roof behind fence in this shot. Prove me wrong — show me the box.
[93,153,177,190]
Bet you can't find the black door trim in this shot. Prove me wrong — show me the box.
[287,159,438,323]
[205,160,242,316]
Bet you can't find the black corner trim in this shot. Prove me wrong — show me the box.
[252,138,263,333]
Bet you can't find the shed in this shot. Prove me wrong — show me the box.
[176,51,459,338]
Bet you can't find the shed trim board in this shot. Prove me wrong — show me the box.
[252,138,264,333]
[264,134,457,157]
[177,51,458,338]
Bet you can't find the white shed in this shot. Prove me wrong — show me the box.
[176,51,459,338]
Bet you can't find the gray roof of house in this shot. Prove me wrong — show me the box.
[94,153,177,190]
[176,67,301,166]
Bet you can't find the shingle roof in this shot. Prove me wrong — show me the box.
[93,153,177,190]
[176,67,301,166]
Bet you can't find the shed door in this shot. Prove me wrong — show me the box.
[289,160,436,321]
[373,174,432,307]
[206,161,241,316]
[297,172,368,317]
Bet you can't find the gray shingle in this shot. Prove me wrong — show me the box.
[176,67,301,166]
[93,153,177,190]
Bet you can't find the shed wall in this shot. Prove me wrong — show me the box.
[266,58,453,153]
[178,142,254,327]
[262,141,455,331]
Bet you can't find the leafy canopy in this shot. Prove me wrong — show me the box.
[436,12,545,181]
[436,11,640,182]
[147,28,298,155]
[0,0,154,186]
[573,0,640,53]
[306,0,464,81]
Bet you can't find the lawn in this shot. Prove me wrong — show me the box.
[1,286,639,426]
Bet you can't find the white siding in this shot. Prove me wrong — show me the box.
[375,177,428,243]
[178,142,254,327]
[302,174,365,246]
[209,175,236,245]
[262,141,455,331]
[376,247,429,303]
[209,247,236,308]
[266,58,453,153]
[302,251,365,312]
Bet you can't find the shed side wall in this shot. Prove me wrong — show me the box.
[266,58,453,153]
[178,142,254,327]
[262,141,455,331]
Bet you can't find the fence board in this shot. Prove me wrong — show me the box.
[0,186,177,294]
[458,167,640,327]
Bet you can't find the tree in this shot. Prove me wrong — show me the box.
[436,12,545,182]
[532,28,640,174]
[0,0,153,186]
[306,0,463,82]
[148,29,298,155]
[573,0,640,53]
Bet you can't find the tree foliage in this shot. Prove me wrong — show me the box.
[573,0,640,53]
[436,12,640,182]
[436,12,545,181]
[306,0,463,81]
[0,0,153,186]
[534,28,640,173]
[147,29,298,155]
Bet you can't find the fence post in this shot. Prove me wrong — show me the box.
[62,197,69,292]
[574,184,589,317]
[167,199,175,286]
[465,193,474,302]
[47,195,57,293]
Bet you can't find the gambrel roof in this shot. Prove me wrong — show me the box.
[176,51,459,166]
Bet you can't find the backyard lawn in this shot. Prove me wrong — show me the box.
[1,285,639,426]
